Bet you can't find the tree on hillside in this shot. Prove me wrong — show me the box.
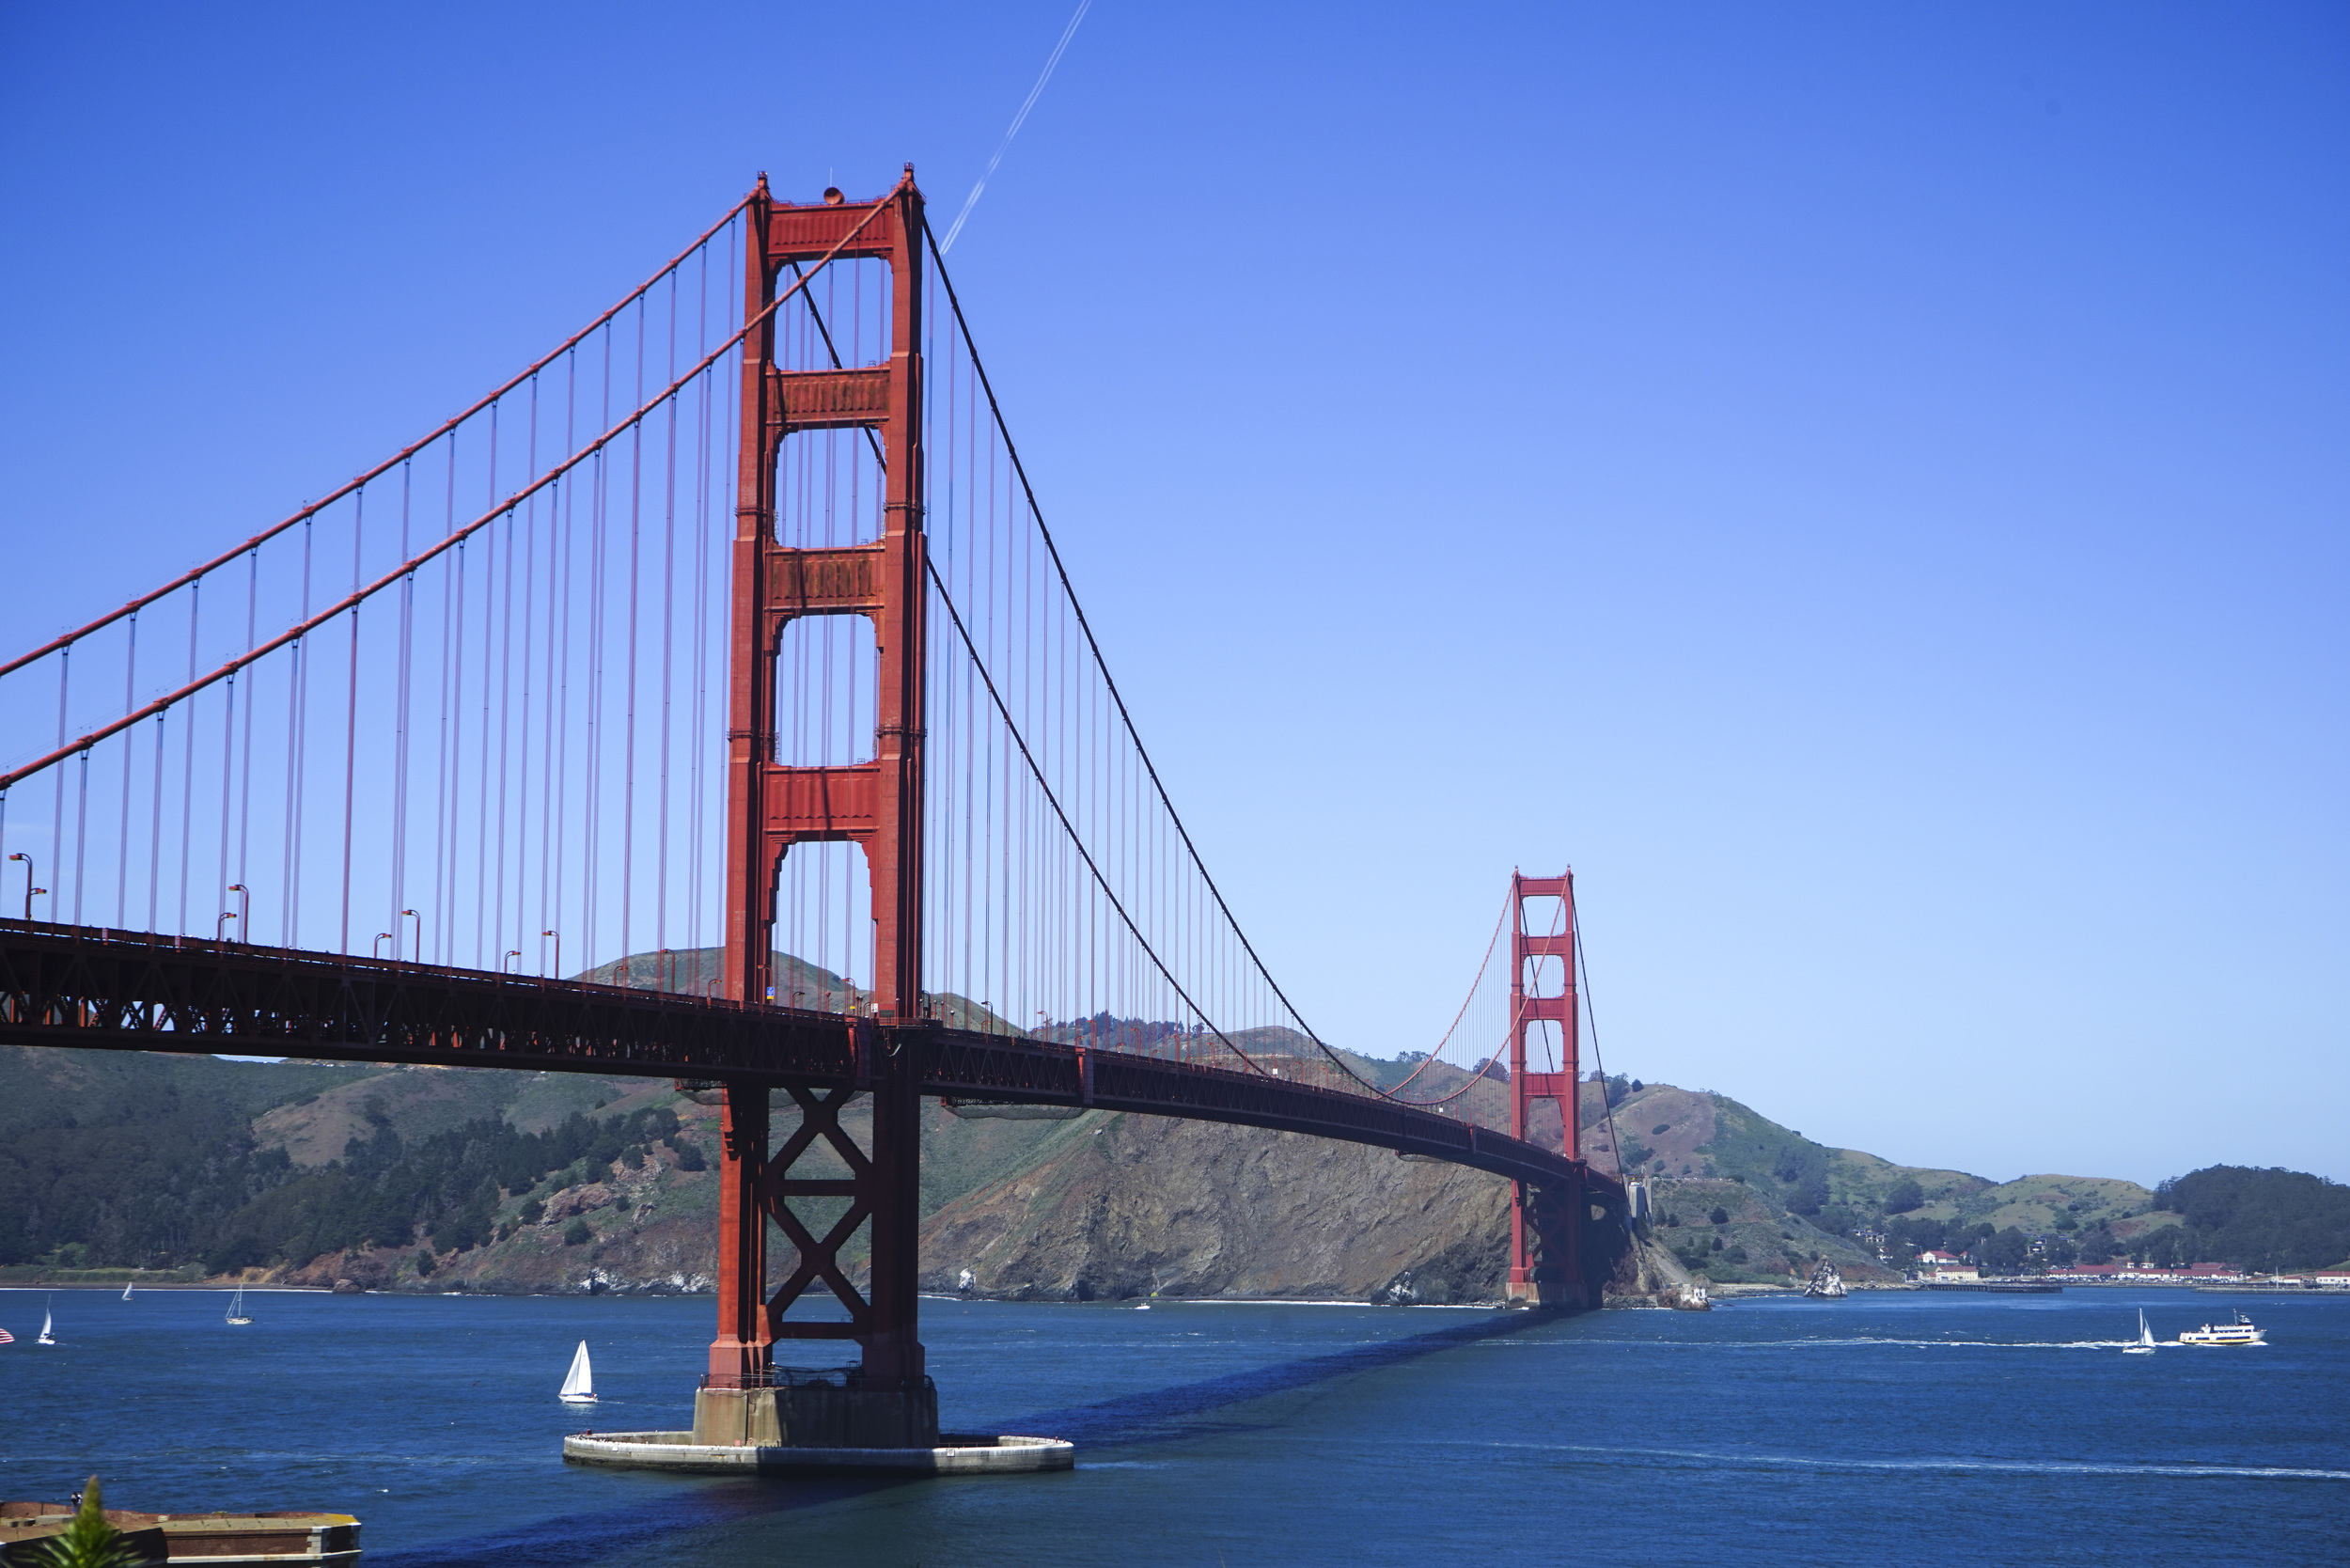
[1884,1179,1924,1215]
[2154,1166,2350,1273]
[1979,1227,2030,1274]
[1887,1215,1946,1254]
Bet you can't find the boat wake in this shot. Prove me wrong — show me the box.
[1484,1441,2350,1483]
[1519,1336,2164,1351]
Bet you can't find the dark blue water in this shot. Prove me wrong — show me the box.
[5,1287,2344,1565]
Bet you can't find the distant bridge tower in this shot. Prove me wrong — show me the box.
[1507,870,1584,1306]
[708,171,935,1445]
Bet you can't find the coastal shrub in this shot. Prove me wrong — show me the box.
[1652,1123,1671,1136]
[563,1219,592,1247]
[620,1146,645,1171]
[1724,1247,1748,1264]
[1710,1236,1723,1252]
[1883,1179,1924,1215]
[519,1200,545,1226]
[674,1142,708,1172]
[582,1160,613,1186]
[413,1249,435,1277]
[1708,1207,1730,1226]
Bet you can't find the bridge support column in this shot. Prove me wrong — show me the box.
[707,1083,773,1383]
[1507,871,1589,1308]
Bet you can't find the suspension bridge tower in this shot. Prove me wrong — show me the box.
[702,171,937,1448]
[1507,870,1586,1307]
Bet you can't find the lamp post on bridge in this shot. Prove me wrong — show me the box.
[8,854,31,923]
[227,885,248,945]
[540,929,559,980]
[374,933,394,961]
[400,910,419,967]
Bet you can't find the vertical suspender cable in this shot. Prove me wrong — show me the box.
[337,494,364,954]
[178,586,199,936]
[620,300,646,976]
[116,616,137,924]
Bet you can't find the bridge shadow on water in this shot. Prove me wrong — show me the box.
[379,1309,1558,1567]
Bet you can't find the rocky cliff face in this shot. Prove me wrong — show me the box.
[918,1110,1516,1304]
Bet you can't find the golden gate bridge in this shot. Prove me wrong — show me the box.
[0,171,1621,1456]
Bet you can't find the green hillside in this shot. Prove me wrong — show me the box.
[2,979,2335,1296]
[1578,1080,2187,1276]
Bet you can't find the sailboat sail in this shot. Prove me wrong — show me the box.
[39,1302,55,1344]
[121,1282,133,1301]
[558,1340,596,1403]
[226,1286,253,1325]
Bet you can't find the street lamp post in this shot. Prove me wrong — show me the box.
[227,885,248,945]
[216,911,237,942]
[504,949,523,974]
[8,854,31,923]
[541,930,560,980]
[400,909,419,966]
[374,933,394,960]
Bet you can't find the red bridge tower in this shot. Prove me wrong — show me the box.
[1507,870,1585,1307]
[704,172,935,1447]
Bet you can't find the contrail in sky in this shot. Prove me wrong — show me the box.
[939,0,1092,254]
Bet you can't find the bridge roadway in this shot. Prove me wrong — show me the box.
[0,919,1614,1199]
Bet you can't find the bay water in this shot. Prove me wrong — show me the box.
[4,1286,2344,1565]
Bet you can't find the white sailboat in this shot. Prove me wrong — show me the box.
[558,1340,597,1404]
[225,1286,253,1326]
[37,1297,55,1346]
[2123,1309,2156,1354]
[120,1281,133,1302]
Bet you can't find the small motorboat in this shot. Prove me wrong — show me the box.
[559,1339,598,1403]
[2178,1311,2264,1346]
[225,1286,254,1326]
[2123,1309,2156,1354]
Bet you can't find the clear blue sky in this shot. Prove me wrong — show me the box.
[2,2,2342,1187]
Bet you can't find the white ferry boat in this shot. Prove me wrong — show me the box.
[2177,1311,2264,1346]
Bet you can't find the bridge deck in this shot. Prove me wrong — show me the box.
[0,920,1611,1197]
